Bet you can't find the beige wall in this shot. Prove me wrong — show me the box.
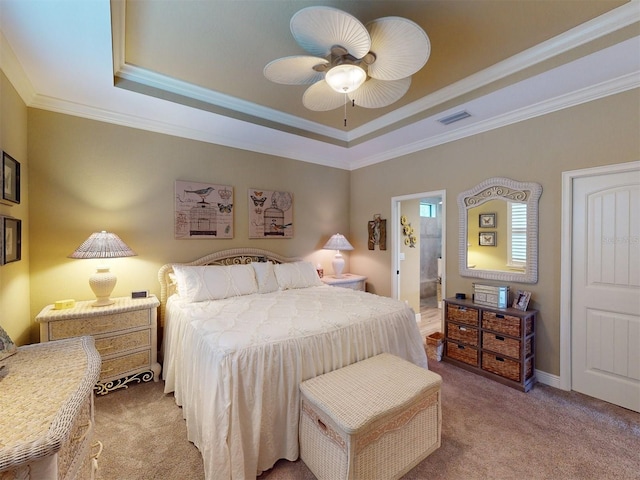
[399,199,420,311]
[27,110,350,328]
[350,89,640,376]
[8,76,640,378]
[0,71,31,345]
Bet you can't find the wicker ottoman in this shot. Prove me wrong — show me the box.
[299,353,442,480]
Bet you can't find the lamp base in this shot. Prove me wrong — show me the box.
[91,297,115,307]
[332,253,345,278]
[89,266,117,307]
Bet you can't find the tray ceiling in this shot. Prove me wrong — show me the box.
[1,1,638,169]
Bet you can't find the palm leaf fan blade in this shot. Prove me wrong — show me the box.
[303,81,347,111]
[349,77,411,109]
[366,17,431,81]
[291,6,371,58]
[263,56,328,85]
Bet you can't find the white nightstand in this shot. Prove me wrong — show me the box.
[36,295,161,395]
[321,273,367,291]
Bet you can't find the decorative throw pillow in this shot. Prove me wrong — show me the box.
[274,261,323,290]
[252,262,279,294]
[172,264,258,302]
[0,325,17,361]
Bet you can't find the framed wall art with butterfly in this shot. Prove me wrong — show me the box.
[175,180,234,239]
[248,189,293,239]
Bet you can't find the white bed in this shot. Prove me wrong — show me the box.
[158,248,428,480]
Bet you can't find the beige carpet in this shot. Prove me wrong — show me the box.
[94,360,639,480]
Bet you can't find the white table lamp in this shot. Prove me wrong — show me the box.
[323,233,354,278]
[69,231,137,306]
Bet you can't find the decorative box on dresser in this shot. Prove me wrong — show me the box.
[442,297,537,392]
[36,295,161,395]
[321,273,367,291]
[0,336,102,479]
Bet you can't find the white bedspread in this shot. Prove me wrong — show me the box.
[162,285,428,480]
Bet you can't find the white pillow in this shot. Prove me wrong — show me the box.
[172,264,258,302]
[274,261,323,290]
[252,262,279,294]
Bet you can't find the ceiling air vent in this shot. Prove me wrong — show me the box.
[438,110,471,125]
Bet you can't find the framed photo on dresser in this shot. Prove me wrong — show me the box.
[513,290,531,311]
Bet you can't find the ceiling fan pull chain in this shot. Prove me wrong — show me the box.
[344,93,347,127]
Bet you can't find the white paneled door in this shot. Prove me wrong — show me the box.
[571,167,640,412]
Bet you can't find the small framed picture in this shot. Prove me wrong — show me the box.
[513,290,531,311]
[479,213,496,228]
[479,231,496,246]
[3,217,22,264]
[2,152,20,205]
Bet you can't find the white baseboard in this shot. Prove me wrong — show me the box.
[535,369,562,389]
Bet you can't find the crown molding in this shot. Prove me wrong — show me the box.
[0,30,36,105]
[23,63,639,172]
[348,72,640,170]
[115,63,349,143]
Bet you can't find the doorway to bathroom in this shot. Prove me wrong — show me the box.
[391,190,446,337]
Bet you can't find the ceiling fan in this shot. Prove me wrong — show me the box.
[264,6,431,113]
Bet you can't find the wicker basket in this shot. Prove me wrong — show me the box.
[446,304,479,326]
[299,353,442,480]
[481,351,521,381]
[446,323,478,347]
[481,312,522,336]
[426,332,445,361]
[482,333,521,358]
[446,341,479,366]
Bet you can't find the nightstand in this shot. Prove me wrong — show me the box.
[321,273,367,291]
[36,295,161,395]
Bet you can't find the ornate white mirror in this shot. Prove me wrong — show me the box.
[458,177,542,284]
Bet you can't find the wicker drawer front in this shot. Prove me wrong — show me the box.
[100,350,150,380]
[481,312,522,336]
[446,341,479,366]
[446,304,479,326]
[48,309,150,340]
[482,333,522,359]
[447,322,478,347]
[481,352,523,382]
[95,329,150,357]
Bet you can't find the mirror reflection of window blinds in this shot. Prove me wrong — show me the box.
[508,203,527,266]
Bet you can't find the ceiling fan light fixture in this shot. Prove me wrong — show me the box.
[325,64,366,93]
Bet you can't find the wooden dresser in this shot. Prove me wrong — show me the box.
[36,296,161,395]
[0,336,102,479]
[442,297,537,392]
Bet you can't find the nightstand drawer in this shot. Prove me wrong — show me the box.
[100,350,150,381]
[94,329,151,357]
[48,309,150,340]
